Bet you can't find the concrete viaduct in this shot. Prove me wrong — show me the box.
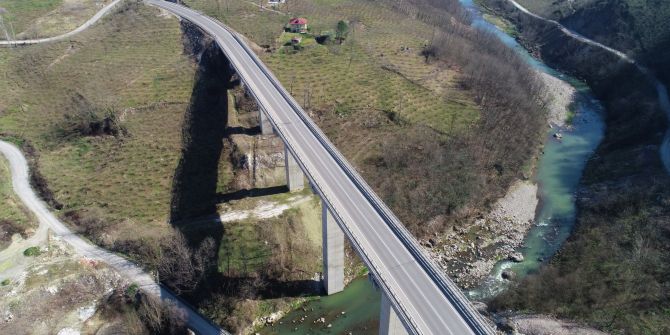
[148,1,495,334]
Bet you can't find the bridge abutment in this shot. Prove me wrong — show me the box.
[380,293,410,335]
[284,146,304,191]
[322,200,344,295]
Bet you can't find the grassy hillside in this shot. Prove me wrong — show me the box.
[0,0,116,39]
[0,1,194,231]
[186,0,479,135]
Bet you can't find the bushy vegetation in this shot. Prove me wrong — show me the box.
[99,284,187,335]
[23,246,41,257]
[53,93,127,141]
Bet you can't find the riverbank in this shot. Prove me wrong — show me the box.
[541,71,577,128]
[429,179,537,288]
[495,314,608,335]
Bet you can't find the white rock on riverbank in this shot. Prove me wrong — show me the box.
[501,314,608,335]
[539,71,577,128]
[488,180,538,229]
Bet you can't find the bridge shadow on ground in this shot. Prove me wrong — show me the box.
[168,31,321,311]
[216,185,288,202]
[169,41,231,234]
[225,125,260,136]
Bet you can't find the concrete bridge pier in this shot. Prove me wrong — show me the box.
[284,146,304,191]
[380,293,410,335]
[322,200,344,295]
[258,107,273,135]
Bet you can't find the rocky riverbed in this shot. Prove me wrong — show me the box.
[429,179,539,288]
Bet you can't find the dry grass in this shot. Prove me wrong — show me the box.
[0,156,32,228]
[0,0,63,37]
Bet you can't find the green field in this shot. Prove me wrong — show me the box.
[186,0,479,137]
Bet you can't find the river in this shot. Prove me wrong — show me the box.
[459,0,605,299]
[261,0,606,332]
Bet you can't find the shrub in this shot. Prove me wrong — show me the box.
[1,279,10,286]
[53,93,127,141]
[126,283,139,297]
[64,207,113,243]
[23,246,41,257]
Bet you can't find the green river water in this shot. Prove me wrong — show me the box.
[260,277,381,335]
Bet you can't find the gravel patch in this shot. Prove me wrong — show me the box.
[500,314,608,335]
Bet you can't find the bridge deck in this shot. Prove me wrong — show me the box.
[147,1,493,334]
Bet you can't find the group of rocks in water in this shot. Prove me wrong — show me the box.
[257,309,352,334]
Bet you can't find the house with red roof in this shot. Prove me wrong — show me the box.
[288,17,308,33]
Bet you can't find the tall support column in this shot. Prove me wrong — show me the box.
[322,200,344,295]
[284,145,304,191]
[380,293,409,335]
[258,108,273,135]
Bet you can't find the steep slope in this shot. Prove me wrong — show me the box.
[515,0,670,85]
